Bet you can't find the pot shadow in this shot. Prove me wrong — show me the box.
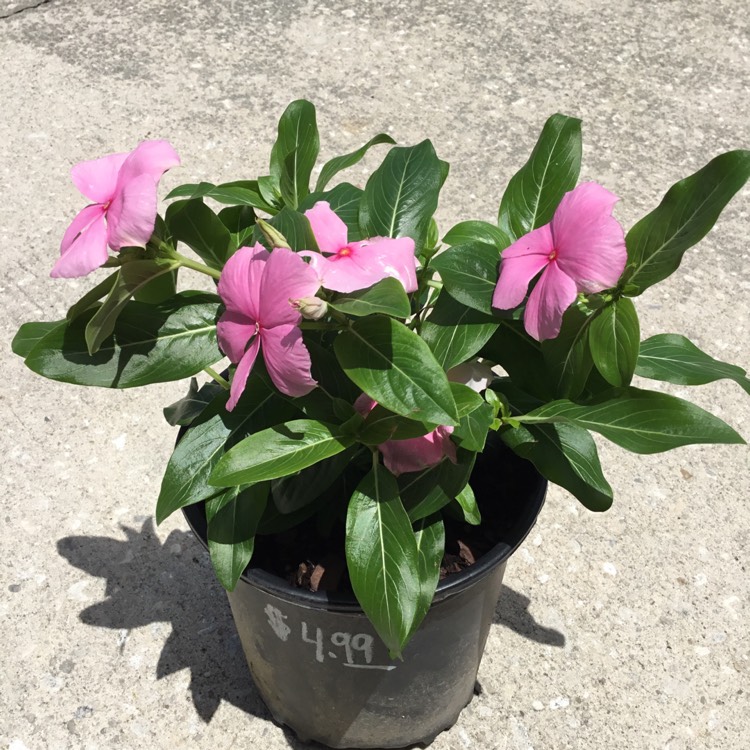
[57,518,562,747]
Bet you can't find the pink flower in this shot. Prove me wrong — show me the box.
[300,201,418,293]
[355,393,457,476]
[492,182,627,341]
[354,364,493,476]
[217,244,321,411]
[51,140,180,279]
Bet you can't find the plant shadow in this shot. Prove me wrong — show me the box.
[57,518,563,746]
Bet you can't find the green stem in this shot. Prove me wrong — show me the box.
[173,252,222,280]
[425,279,443,290]
[204,367,230,390]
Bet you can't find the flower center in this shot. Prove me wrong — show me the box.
[548,248,558,261]
[337,245,354,257]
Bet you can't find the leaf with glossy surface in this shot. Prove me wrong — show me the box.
[636,334,750,395]
[206,484,268,591]
[210,419,353,487]
[166,199,235,269]
[421,291,498,371]
[501,422,613,511]
[497,114,582,240]
[12,320,65,358]
[622,151,750,294]
[430,242,500,314]
[328,277,411,318]
[66,271,120,321]
[589,298,640,387]
[253,207,318,252]
[85,260,179,354]
[269,100,319,210]
[360,140,443,250]
[156,376,295,523]
[541,305,594,399]
[334,316,458,425]
[346,464,420,657]
[454,483,481,525]
[407,513,445,639]
[162,377,223,426]
[453,401,493,452]
[25,292,222,389]
[519,387,745,454]
[443,220,512,249]
[315,133,396,192]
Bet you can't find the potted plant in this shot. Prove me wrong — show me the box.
[11,100,750,748]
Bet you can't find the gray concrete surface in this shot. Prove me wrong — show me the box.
[1,1,749,748]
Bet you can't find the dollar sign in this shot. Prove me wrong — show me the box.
[264,604,291,641]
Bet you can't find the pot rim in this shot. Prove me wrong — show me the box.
[182,466,547,612]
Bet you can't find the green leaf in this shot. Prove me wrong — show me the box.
[66,271,120,321]
[455,483,481,525]
[589,298,640,387]
[219,204,256,246]
[334,316,458,426]
[636,334,750,395]
[328,277,411,318]
[519,387,745,454]
[622,151,750,294]
[358,406,435,445]
[166,199,235,269]
[497,114,582,240]
[429,241,500,314]
[421,291,498,371]
[270,100,319,210]
[481,320,552,401]
[400,450,476,522]
[162,377,223,426]
[156,376,295,523]
[270,448,356,514]
[407,513,445,640]
[360,140,444,250]
[210,419,354,487]
[24,292,222,389]
[206,484,268,591]
[541,305,594,399]
[253,207,318,252]
[12,320,65,358]
[85,260,179,354]
[443,220,512,249]
[165,180,276,212]
[453,401,494,452]
[346,464,420,657]
[315,133,396,192]
[501,422,613,511]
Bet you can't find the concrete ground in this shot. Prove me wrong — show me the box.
[1,1,749,748]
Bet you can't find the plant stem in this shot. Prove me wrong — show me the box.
[204,367,230,390]
[174,252,222,280]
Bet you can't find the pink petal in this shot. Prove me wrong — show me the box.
[217,309,258,363]
[492,224,553,310]
[304,201,348,254]
[51,205,109,278]
[379,426,456,476]
[354,393,377,416]
[261,324,317,397]
[105,173,159,250]
[258,248,320,328]
[71,152,129,203]
[523,262,578,341]
[217,244,269,320]
[307,243,400,294]
[227,337,261,412]
[366,237,418,292]
[551,182,627,293]
[114,140,181,189]
[298,250,326,284]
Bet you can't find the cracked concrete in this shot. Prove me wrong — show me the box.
[1,1,749,749]
[0,0,52,20]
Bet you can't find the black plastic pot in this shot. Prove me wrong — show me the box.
[183,444,546,749]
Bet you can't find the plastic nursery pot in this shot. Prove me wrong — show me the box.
[183,443,546,749]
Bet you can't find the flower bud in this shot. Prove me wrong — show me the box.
[256,218,291,249]
[290,296,328,320]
